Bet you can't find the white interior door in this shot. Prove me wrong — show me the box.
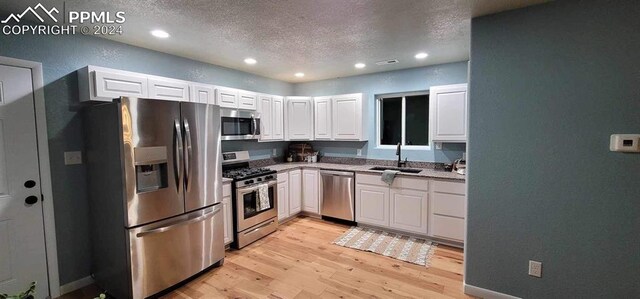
[0,64,48,297]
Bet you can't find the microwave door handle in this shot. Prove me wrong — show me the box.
[174,119,184,193]
[251,115,257,139]
[183,118,193,191]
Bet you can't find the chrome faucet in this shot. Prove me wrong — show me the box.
[396,143,407,168]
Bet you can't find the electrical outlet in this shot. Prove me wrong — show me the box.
[272,148,277,156]
[435,142,442,150]
[64,151,82,165]
[357,149,362,156]
[528,260,542,278]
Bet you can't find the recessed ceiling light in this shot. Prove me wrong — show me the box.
[150,29,170,38]
[294,72,305,78]
[415,52,428,59]
[244,58,257,65]
[354,63,366,69]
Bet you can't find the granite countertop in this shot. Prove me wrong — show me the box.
[268,162,465,181]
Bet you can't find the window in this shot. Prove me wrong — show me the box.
[377,92,429,147]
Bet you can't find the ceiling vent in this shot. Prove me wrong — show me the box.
[375,59,399,65]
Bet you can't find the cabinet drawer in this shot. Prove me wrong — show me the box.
[277,172,288,183]
[431,180,465,195]
[390,176,428,191]
[432,192,465,218]
[356,173,387,187]
[223,183,232,197]
[431,215,465,241]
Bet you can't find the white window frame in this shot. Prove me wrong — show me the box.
[375,91,430,150]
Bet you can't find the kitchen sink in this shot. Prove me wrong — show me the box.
[368,166,423,174]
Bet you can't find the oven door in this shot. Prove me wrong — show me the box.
[220,109,261,140]
[236,180,277,231]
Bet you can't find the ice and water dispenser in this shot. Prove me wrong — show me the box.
[134,146,169,193]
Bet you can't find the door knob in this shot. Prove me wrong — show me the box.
[25,196,38,205]
[24,180,36,188]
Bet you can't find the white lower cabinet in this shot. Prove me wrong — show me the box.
[389,188,428,234]
[355,174,465,245]
[289,170,302,214]
[222,182,233,246]
[302,169,319,214]
[429,180,466,242]
[277,172,290,220]
[355,183,389,227]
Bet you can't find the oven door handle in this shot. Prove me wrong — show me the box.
[237,180,277,194]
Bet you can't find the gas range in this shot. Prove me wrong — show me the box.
[222,151,279,249]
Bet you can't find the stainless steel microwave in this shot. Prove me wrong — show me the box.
[220,109,261,140]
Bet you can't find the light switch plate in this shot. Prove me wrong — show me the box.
[357,149,362,156]
[610,134,640,152]
[272,148,277,156]
[64,151,82,165]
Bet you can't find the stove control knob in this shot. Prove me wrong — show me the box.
[257,178,262,182]
[265,175,273,180]
[245,180,254,185]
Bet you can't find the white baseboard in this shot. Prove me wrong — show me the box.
[59,276,94,296]
[464,282,520,299]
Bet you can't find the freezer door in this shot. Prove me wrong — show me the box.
[120,97,185,227]
[181,102,223,211]
[128,205,224,299]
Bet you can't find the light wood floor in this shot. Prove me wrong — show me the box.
[60,217,471,299]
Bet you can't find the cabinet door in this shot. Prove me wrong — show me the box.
[390,188,428,234]
[148,78,190,101]
[216,87,239,108]
[277,180,290,221]
[259,95,273,140]
[93,69,148,99]
[332,94,361,140]
[190,84,215,104]
[302,169,319,213]
[223,197,233,245]
[430,84,468,142]
[289,170,302,215]
[272,96,284,140]
[238,91,257,110]
[286,97,313,140]
[314,97,332,140]
[355,184,389,227]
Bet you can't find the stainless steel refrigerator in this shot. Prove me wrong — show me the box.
[84,97,224,299]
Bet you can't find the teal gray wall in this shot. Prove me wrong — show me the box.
[294,62,468,163]
[466,0,639,297]
[0,33,293,284]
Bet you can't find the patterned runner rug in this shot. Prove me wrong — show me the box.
[332,226,437,267]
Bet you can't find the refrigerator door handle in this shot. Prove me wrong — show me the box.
[135,205,222,238]
[174,119,184,193]
[183,118,193,191]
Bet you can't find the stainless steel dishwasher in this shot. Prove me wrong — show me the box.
[320,170,355,221]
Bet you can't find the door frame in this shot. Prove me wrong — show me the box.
[0,56,60,298]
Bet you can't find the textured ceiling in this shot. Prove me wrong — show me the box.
[1,0,548,82]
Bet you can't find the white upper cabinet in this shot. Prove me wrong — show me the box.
[258,95,284,141]
[148,76,190,101]
[238,91,257,110]
[190,83,215,104]
[285,97,314,140]
[314,96,332,140]
[259,95,273,140]
[310,93,367,141]
[272,96,284,140]
[216,87,239,109]
[332,93,365,140]
[79,66,149,102]
[430,84,468,142]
